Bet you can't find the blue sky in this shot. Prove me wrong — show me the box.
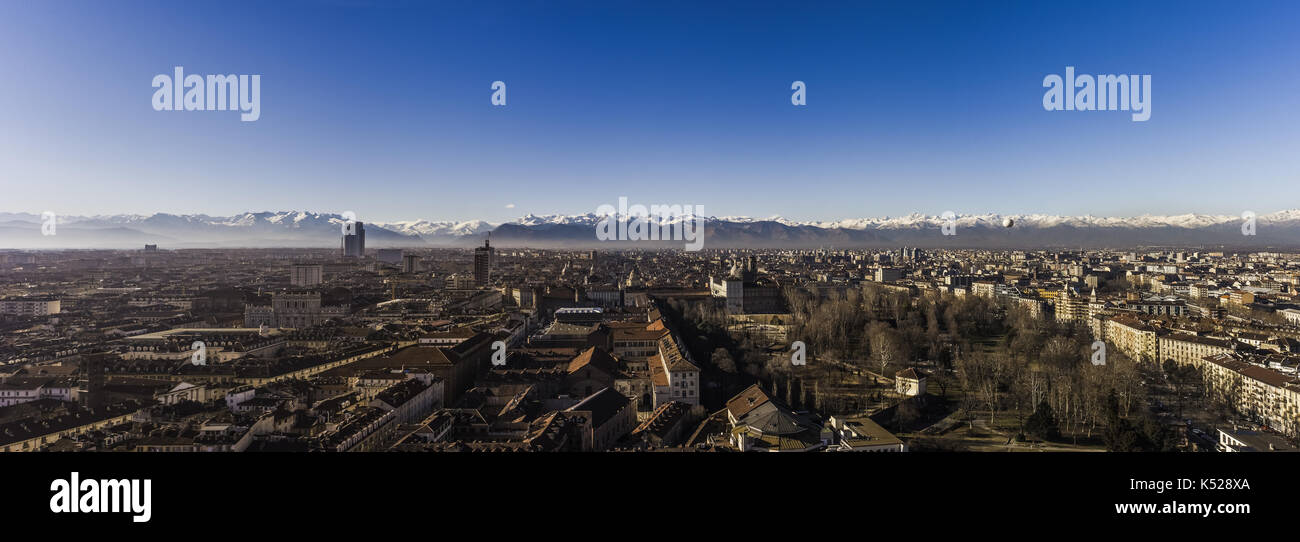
[0,0,1296,223]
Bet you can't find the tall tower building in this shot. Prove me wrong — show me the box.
[80,352,109,409]
[474,237,493,287]
[342,222,366,258]
[291,264,324,287]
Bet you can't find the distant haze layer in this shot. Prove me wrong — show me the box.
[1,210,1297,250]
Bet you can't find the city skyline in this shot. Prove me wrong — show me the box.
[2,1,1298,223]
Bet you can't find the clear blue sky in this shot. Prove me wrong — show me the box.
[1,0,1296,223]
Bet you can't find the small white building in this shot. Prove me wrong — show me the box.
[894,368,927,397]
[0,377,77,407]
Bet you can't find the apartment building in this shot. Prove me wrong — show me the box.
[0,297,61,317]
[1105,315,1159,363]
[1054,287,1089,324]
[1158,334,1234,366]
[1199,353,1300,437]
[652,331,700,407]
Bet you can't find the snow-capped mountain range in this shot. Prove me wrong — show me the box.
[1,210,1298,249]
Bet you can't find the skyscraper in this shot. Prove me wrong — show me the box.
[474,238,493,287]
[342,222,366,258]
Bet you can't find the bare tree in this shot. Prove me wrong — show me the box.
[959,351,1010,426]
[868,321,906,384]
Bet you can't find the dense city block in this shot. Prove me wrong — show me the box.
[2,245,1296,453]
